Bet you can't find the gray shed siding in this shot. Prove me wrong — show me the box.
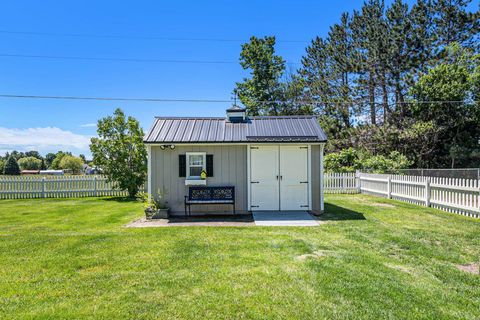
[311,144,322,211]
[151,145,248,214]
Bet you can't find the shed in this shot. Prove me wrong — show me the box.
[144,107,327,215]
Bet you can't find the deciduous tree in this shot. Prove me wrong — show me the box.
[90,108,147,198]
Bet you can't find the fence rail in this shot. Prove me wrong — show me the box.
[0,175,130,199]
[323,173,358,194]
[2,173,479,218]
[324,172,479,219]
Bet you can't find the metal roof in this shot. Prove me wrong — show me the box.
[144,116,327,144]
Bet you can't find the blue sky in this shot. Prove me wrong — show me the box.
[0,0,473,157]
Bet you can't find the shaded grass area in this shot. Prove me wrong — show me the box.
[0,195,478,319]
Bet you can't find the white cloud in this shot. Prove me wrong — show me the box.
[0,127,92,156]
[80,123,97,128]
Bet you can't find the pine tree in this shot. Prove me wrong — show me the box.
[386,0,411,119]
[299,37,342,134]
[326,13,355,128]
[3,155,20,175]
[351,0,387,125]
[432,0,478,49]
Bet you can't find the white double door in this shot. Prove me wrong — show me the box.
[250,145,309,211]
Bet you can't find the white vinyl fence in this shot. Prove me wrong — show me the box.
[323,173,358,194]
[0,175,131,199]
[323,172,479,219]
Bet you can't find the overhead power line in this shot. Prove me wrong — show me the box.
[0,53,300,65]
[0,30,309,44]
[0,94,477,105]
[0,53,236,65]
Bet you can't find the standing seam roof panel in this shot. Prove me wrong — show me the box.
[145,116,327,143]
[182,119,196,142]
[152,119,167,142]
[172,119,188,142]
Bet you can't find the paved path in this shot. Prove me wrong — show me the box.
[252,211,319,226]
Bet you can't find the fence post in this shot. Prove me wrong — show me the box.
[387,176,391,199]
[356,170,361,194]
[425,178,431,207]
[93,176,97,197]
[42,177,45,198]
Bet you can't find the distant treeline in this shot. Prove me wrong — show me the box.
[0,150,87,175]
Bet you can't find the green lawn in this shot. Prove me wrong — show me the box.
[0,195,478,319]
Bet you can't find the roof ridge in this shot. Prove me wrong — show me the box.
[155,116,225,119]
[154,115,319,120]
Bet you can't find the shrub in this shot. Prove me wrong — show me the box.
[325,148,411,174]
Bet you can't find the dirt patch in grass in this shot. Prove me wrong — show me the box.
[296,250,331,261]
[456,263,479,275]
[384,263,414,274]
[372,203,395,208]
[354,197,395,208]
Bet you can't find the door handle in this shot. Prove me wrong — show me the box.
[300,181,308,184]
[251,181,259,184]
[280,175,283,180]
[276,175,279,180]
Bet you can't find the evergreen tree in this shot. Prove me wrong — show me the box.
[326,12,355,128]
[351,0,387,125]
[3,155,20,175]
[432,0,479,49]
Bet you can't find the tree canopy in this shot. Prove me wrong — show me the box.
[90,108,147,198]
[234,0,479,170]
[18,157,42,171]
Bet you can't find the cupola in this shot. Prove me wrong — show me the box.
[226,105,247,123]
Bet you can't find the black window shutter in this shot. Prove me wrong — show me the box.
[206,155,214,177]
[179,155,186,177]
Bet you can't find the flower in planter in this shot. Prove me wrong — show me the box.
[137,188,169,219]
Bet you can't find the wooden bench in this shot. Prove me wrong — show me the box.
[184,186,235,216]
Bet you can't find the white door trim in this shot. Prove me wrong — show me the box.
[247,144,251,211]
[320,143,325,212]
[147,144,152,201]
[308,145,312,210]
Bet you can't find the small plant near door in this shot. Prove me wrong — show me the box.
[137,188,169,219]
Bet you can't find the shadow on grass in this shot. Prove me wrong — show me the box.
[318,203,366,221]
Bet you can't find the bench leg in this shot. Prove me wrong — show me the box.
[185,203,187,217]
[233,204,235,215]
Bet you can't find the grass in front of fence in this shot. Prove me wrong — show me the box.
[0,195,479,319]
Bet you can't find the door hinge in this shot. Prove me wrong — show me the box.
[251,181,259,184]
[300,181,308,184]
[250,147,259,149]
[251,205,259,208]
[300,205,309,208]
[299,146,308,149]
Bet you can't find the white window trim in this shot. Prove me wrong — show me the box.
[186,152,206,180]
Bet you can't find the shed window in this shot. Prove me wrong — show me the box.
[186,152,206,179]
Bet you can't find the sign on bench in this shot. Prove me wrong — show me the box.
[184,186,235,216]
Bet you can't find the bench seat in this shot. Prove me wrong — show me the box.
[184,186,235,216]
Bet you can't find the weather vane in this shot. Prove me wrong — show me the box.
[232,89,238,106]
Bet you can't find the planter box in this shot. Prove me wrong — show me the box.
[145,208,170,219]
[185,179,207,186]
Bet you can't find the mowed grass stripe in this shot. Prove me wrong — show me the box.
[0,195,478,319]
